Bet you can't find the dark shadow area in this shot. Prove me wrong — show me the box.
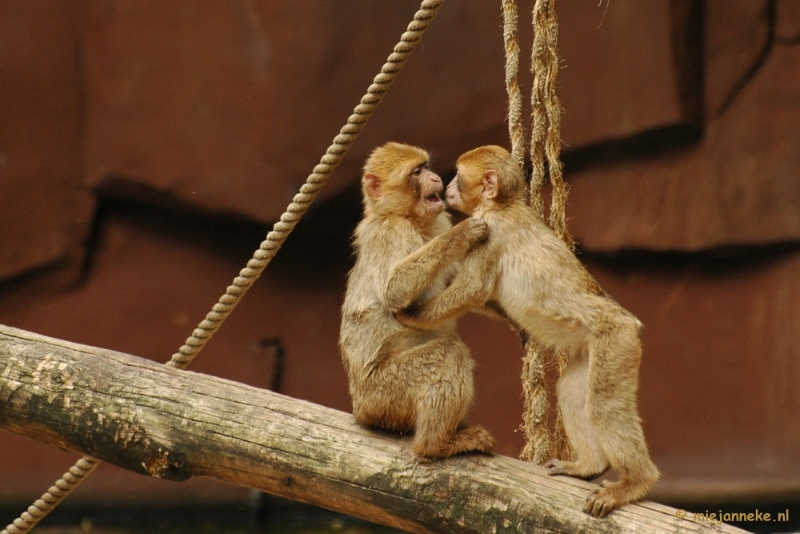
[581,240,800,279]
[561,123,703,175]
[85,178,363,291]
[0,494,404,533]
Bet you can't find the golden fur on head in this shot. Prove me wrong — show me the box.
[362,142,438,223]
[457,145,527,204]
[364,141,428,180]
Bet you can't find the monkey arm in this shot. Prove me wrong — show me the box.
[385,218,488,312]
[395,246,496,329]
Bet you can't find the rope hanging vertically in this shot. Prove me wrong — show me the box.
[502,0,526,174]
[1,3,444,533]
[530,0,573,250]
[532,0,574,465]
[503,0,574,465]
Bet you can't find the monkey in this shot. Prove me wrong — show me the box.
[339,141,496,459]
[393,145,659,516]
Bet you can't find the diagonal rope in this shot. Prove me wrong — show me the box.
[1,2,444,532]
[1,457,100,534]
[167,0,444,371]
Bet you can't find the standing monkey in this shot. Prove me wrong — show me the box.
[340,142,495,459]
[395,145,659,516]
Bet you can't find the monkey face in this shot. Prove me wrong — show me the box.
[446,166,482,215]
[414,164,445,219]
[361,142,445,227]
[452,146,528,211]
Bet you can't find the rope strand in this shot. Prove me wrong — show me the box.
[1,457,99,534]
[540,1,574,250]
[502,0,526,174]
[2,3,444,532]
[529,0,549,218]
[520,0,574,465]
[519,340,551,464]
[167,0,444,370]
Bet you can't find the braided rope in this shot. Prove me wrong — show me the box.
[520,0,575,465]
[167,0,443,369]
[519,339,551,464]
[538,0,574,250]
[1,457,99,534]
[529,0,548,219]
[554,349,573,460]
[530,0,573,252]
[168,0,444,370]
[502,0,526,173]
[2,3,444,532]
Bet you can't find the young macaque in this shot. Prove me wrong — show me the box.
[339,142,495,459]
[394,145,659,516]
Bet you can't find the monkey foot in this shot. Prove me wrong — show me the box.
[584,479,653,518]
[545,458,607,480]
[414,425,496,459]
[585,481,625,518]
[453,425,496,455]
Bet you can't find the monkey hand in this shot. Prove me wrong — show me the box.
[395,305,428,329]
[452,217,489,247]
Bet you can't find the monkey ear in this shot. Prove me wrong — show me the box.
[363,173,383,201]
[481,170,499,200]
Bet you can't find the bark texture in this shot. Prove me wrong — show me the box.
[0,325,749,534]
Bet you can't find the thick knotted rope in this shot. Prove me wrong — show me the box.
[1,3,443,533]
[504,0,574,465]
[502,0,526,173]
[531,0,573,250]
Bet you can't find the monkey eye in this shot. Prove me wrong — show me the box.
[412,165,423,176]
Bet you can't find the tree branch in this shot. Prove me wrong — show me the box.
[0,325,749,533]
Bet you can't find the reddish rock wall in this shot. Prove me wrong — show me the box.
[0,1,95,282]
[2,0,799,514]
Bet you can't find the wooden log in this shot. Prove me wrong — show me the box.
[0,324,750,534]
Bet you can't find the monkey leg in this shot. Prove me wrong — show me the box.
[352,335,494,459]
[581,317,660,517]
[410,337,495,458]
[546,348,609,479]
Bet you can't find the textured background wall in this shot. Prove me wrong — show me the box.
[1,0,799,516]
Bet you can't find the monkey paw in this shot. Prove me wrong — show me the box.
[456,425,496,454]
[456,217,489,244]
[545,459,607,480]
[395,308,425,329]
[584,481,625,518]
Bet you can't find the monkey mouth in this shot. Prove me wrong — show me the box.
[425,192,443,205]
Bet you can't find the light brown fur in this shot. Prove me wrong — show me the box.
[395,145,659,515]
[339,142,495,459]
